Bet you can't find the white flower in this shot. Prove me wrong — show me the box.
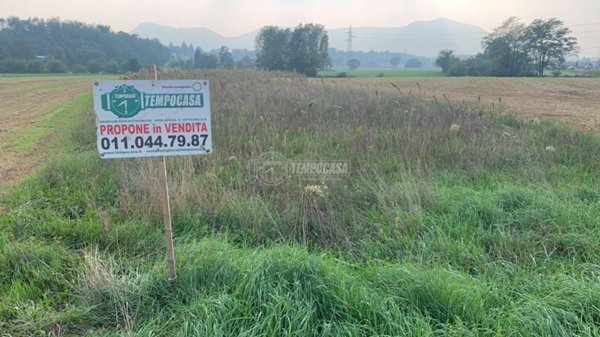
[304,184,328,198]
[449,124,461,134]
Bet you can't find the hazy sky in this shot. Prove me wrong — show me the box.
[4,0,600,56]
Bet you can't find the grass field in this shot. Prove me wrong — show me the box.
[2,71,600,336]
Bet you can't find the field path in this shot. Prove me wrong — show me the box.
[0,76,101,190]
[332,77,600,130]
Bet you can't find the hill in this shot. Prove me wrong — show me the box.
[0,17,170,73]
[327,18,488,56]
[132,22,257,51]
[132,18,488,56]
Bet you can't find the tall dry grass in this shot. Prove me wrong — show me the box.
[115,69,600,249]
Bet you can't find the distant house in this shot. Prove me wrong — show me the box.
[36,55,48,62]
[237,56,256,70]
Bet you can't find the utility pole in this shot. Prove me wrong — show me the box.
[345,25,356,52]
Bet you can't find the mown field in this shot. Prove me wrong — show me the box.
[329,76,600,130]
[1,70,600,336]
[0,75,114,189]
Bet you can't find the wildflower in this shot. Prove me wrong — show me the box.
[304,184,328,198]
[545,146,556,152]
[449,124,461,134]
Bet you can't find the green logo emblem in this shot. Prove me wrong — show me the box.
[101,85,142,118]
[101,84,204,119]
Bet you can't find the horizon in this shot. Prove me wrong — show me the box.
[133,16,480,35]
[4,0,599,57]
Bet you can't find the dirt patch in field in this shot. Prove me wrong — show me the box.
[329,77,600,130]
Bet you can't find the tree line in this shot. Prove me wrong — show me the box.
[0,17,170,73]
[0,17,331,76]
[166,46,236,70]
[436,17,578,77]
[329,49,431,69]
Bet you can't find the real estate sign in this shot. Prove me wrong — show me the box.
[92,80,212,158]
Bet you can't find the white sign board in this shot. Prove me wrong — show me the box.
[92,80,212,159]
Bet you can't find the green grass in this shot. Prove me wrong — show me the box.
[557,69,600,77]
[2,70,600,336]
[319,67,443,78]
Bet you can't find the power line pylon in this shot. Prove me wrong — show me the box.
[345,25,356,52]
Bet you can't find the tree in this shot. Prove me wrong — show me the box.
[447,60,467,76]
[124,58,141,72]
[9,38,35,59]
[523,18,578,76]
[288,24,329,77]
[27,60,45,73]
[255,26,291,71]
[390,55,401,68]
[194,48,218,69]
[72,64,87,73]
[324,56,332,70]
[193,48,203,68]
[200,54,219,69]
[51,46,67,63]
[404,58,422,68]
[435,49,459,74]
[104,60,120,73]
[0,59,28,73]
[46,59,67,73]
[167,57,193,69]
[218,46,234,69]
[347,58,360,70]
[255,23,329,76]
[482,17,530,76]
[87,59,102,73]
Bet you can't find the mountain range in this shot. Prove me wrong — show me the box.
[132,18,488,57]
